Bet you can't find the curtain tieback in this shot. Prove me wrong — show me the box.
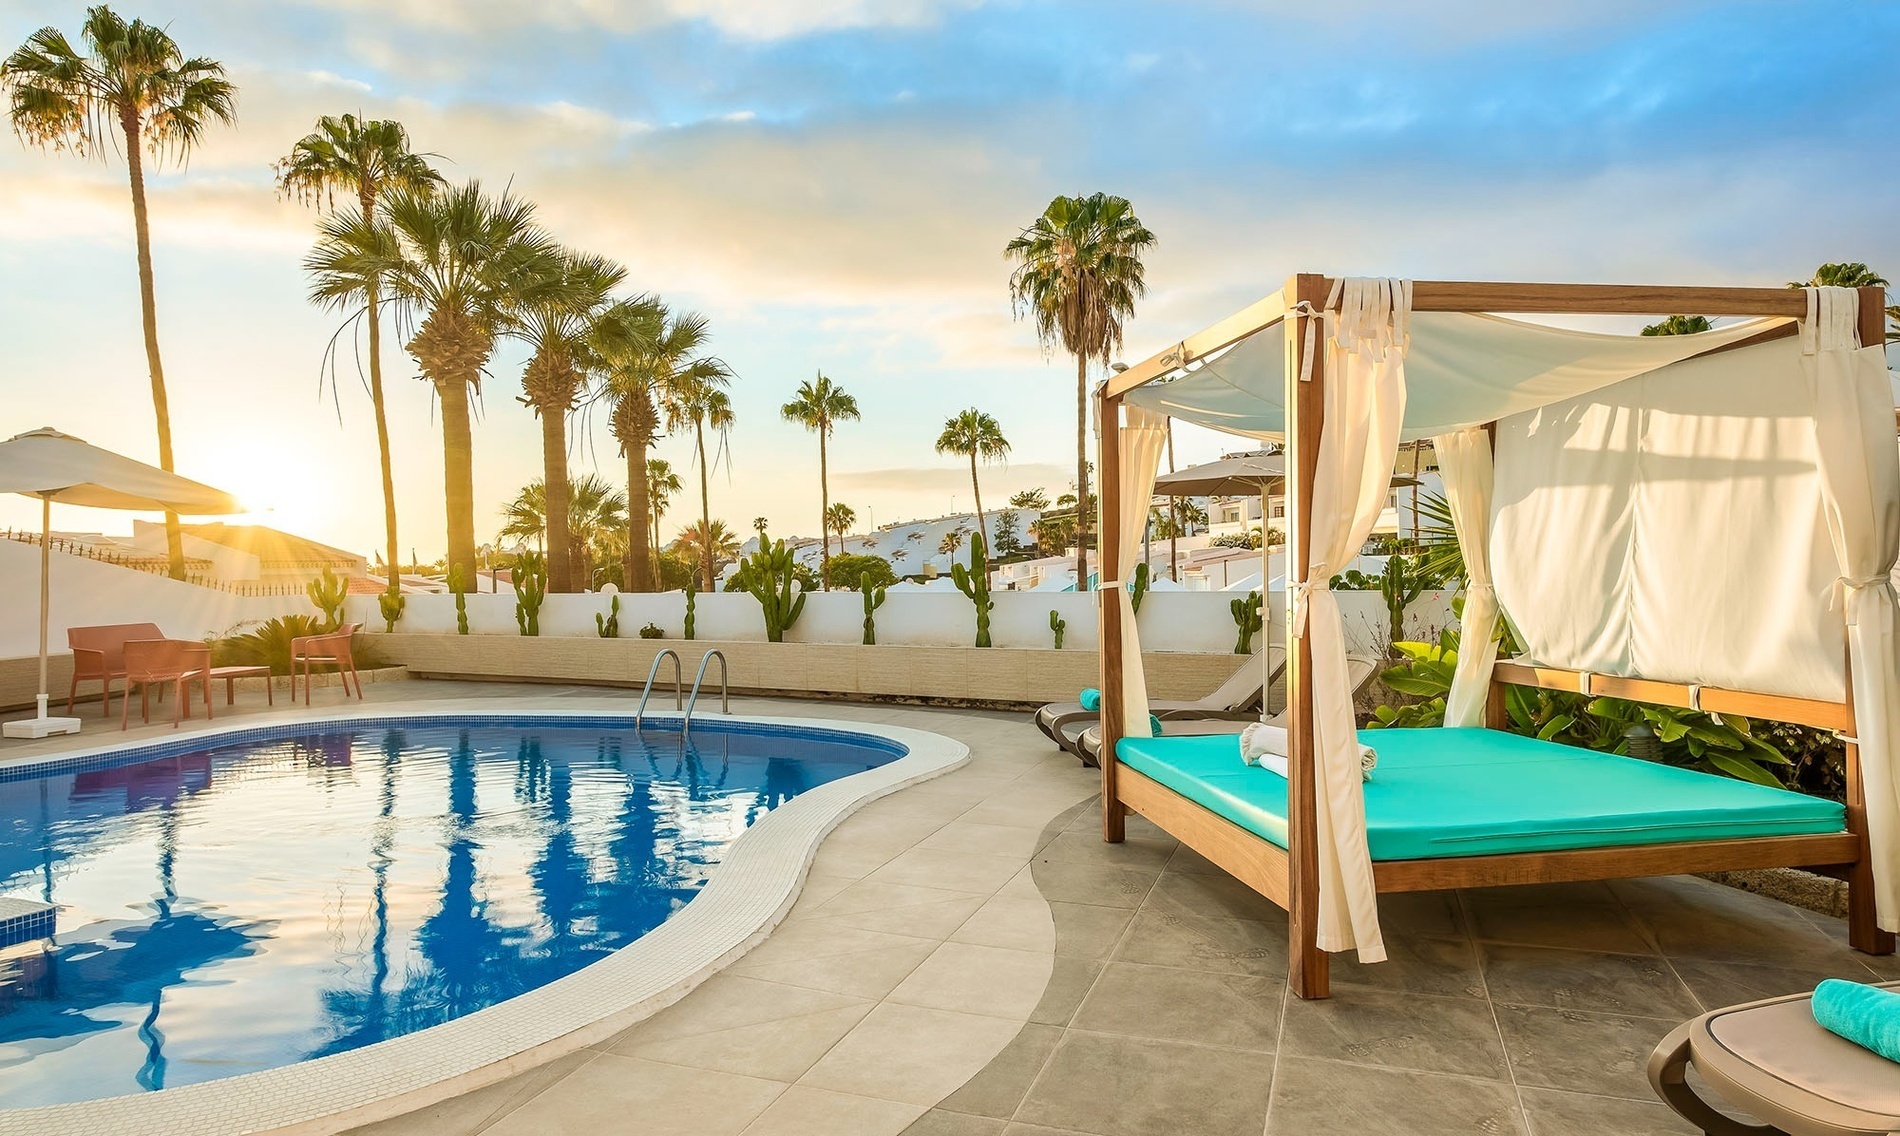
[1289,577,1329,634]
[1288,301,1326,383]
[1832,574,1893,624]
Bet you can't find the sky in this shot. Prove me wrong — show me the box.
[0,0,1896,561]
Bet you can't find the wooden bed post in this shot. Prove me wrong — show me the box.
[1286,273,1329,999]
[1098,387,1127,843]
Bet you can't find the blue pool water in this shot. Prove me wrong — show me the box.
[0,716,903,1107]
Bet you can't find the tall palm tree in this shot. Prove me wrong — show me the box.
[508,249,635,593]
[665,377,737,592]
[4,7,237,578]
[935,408,1010,540]
[753,516,770,538]
[498,474,629,589]
[603,310,727,592]
[671,518,740,576]
[646,458,682,586]
[281,114,443,593]
[825,502,856,558]
[1792,264,1898,341]
[379,180,561,585]
[1005,193,1155,590]
[780,372,860,589]
[939,530,965,557]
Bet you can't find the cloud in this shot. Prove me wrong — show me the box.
[834,462,1070,497]
[279,0,989,41]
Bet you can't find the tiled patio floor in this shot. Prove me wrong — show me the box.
[4,679,1882,1135]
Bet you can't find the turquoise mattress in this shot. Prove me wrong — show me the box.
[1115,727,1845,861]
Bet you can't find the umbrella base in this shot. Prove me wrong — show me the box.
[3,714,81,739]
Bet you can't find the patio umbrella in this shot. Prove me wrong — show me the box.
[0,428,242,739]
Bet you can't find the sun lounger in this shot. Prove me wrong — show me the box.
[1069,653,1379,765]
[1035,646,1285,748]
[1649,982,1900,1135]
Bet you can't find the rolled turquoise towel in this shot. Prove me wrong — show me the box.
[1150,715,1163,736]
[1078,688,1101,711]
[1812,979,1900,1063]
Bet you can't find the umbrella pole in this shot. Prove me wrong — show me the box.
[4,494,81,738]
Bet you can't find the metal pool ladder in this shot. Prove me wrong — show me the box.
[683,649,729,738]
[634,649,682,727]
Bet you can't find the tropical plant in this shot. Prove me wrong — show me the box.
[1641,315,1711,336]
[1410,490,1464,584]
[935,408,1010,537]
[825,502,856,556]
[638,621,663,639]
[307,566,348,631]
[752,516,769,537]
[509,249,643,592]
[514,550,547,636]
[825,552,894,592]
[938,530,964,556]
[280,113,442,600]
[379,180,561,584]
[378,589,405,633]
[671,518,741,583]
[1006,192,1155,592]
[993,508,1022,555]
[781,372,860,587]
[666,377,737,592]
[210,615,325,675]
[597,304,684,593]
[1230,590,1263,654]
[447,564,470,634]
[4,6,237,578]
[1128,561,1150,614]
[500,475,629,589]
[595,594,619,638]
[1049,609,1066,649]
[1791,263,1899,342]
[731,533,806,642]
[642,458,684,587]
[1332,554,1441,647]
[951,531,995,648]
[860,583,887,645]
[1009,488,1049,510]
[683,577,697,640]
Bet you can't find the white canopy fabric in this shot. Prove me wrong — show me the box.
[0,428,241,730]
[1126,312,1789,442]
[1437,427,1498,727]
[1104,404,1169,739]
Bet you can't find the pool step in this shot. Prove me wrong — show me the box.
[0,898,54,948]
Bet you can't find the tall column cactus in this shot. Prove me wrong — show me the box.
[515,551,548,636]
[861,583,887,645]
[1129,561,1151,614]
[733,535,807,642]
[1231,589,1263,654]
[1049,609,1066,649]
[951,531,994,648]
[448,565,470,635]
[378,589,405,634]
[684,578,697,640]
[596,594,620,638]
[1378,553,1429,646]
[308,566,348,631]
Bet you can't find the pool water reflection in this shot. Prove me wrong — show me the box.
[0,718,901,1106]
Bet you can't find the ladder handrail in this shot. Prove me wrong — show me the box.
[634,649,683,727]
[683,649,729,738]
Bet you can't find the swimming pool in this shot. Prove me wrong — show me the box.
[0,714,927,1114]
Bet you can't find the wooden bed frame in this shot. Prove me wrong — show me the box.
[1094,275,1894,1000]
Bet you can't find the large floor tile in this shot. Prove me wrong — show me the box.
[1480,942,1700,1017]
[932,1023,1064,1120]
[903,1112,1009,1135]
[800,1002,1026,1106]
[1280,987,1509,1080]
[1143,867,1288,923]
[1015,1031,1276,1136]
[1464,894,1656,955]
[806,881,992,939]
[620,1000,874,1082]
[346,1049,599,1136]
[611,974,870,1046]
[1047,901,1136,960]
[1025,859,1159,910]
[1494,1005,1679,1100]
[1071,961,1282,1052]
[952,895,1060,954]
[1329,934,1484,999]
[480,1054,785,1136]
[740,1086,927,1136]
[1036,830,1178,873]
[1668,955,1873,1009]
[889,941,1056,1019]
[1028,957,1103,1027]
[1111,910,1287,978]
[919,820,1051,859]
[1265,1056,1526,1136]
[1609,876,1848,967]
[1518,1086,1696,1135]
[867,847,1033,894]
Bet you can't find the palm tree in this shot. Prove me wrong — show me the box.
[281,114,443,593]
[671,519,740,577]
[1005,193,1155,590]
[825,502,856,557]
[665,372,737,591]
[1792,264,1898,341]
[939,530,965,557]
[780,373,860,589]
[935,408,1010,540]
[379,180,560,585]
[646,459,682,586]
[752,516,769,538]
[604,310,729,592]
[498,475,629,589]
[508,249,635,593]
[1009,488,1049,510]
[4,7,237,578]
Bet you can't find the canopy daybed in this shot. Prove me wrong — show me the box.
[1094,276,1898,1000]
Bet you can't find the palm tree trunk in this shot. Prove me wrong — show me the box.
[438,378,478,587]
[651,498,663,589]
[626,444,650,592]
[1074,351,1090,590]
[696,422,714,591]
[122,115,185,579]
[818,429,830,589]
[539,402,573,592]
[970,451,986,544]
[359,185,401,595]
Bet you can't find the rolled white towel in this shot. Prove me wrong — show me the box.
[1240,722,1376,781]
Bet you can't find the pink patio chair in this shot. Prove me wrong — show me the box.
[67,622,163,717]
[291,623,362,705]
[121,639,212,730]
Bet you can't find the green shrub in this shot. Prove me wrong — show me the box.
[210,615,326,675]
[826,553,896,592]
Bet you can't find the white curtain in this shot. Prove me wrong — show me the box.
[1437,428,1499,727]
[1293,278,1408,962]
[1804,286,1900,932]
[1107,403,1169,739]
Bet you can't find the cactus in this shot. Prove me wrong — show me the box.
[1129,561,1151,615]
[684,578,697,640]
[448,565,471,635]
[1378,554,1430,646]
[732,534,807,642]
[595,594,620,638]
[638,622,664,639]
[1049,609,1067,650]
[378,588,405,634]
[950,531,994,648]
[514,551,547,636]
[861,583,887,645]
[1231,589,1263,654]
[308,566,348,631]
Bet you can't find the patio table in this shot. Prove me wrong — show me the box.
[208,665,273,706]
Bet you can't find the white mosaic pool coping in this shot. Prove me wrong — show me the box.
[0,707,969,1136]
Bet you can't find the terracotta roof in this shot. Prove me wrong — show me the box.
[176,524,362,567]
